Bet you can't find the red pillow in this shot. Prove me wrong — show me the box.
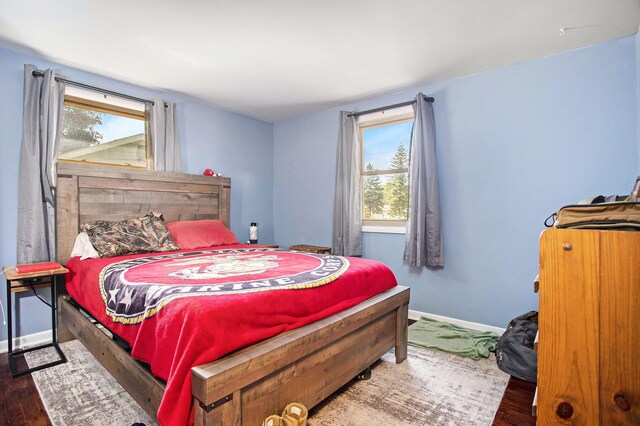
[166,220,237,249]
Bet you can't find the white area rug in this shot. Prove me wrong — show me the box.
[309,346,509,426]
[25,340,156,426]
[26,340,508,425]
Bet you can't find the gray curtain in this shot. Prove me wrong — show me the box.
[150,99,181,172]
[332,111,362,256]
[17,65,65,263]
[404,93,443,267]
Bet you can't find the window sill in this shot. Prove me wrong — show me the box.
[362,225,406,234]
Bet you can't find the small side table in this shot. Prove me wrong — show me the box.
[4,265,68,377]
[289,244,332,255]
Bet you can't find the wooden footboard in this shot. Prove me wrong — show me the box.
[59,286,409,425]
[191,286,410,425]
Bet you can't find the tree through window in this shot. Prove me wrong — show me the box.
[58,86,150,169]
[360,110,413,228]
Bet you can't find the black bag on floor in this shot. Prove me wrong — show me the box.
[495,311,538,383]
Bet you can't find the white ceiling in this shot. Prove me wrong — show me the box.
[1,0,639,122]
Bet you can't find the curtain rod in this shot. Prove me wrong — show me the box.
[346,95,434,118]
[31,69,162,107]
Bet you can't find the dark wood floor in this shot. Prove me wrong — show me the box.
[0,353,51,426]
[492,377,537,426]
[0,350,536,426]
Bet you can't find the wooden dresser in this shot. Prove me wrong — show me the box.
[538,228,639,425]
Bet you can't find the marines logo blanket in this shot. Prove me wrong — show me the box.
[100,248,349,324]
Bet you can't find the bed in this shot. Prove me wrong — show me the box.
[54,162,410,425]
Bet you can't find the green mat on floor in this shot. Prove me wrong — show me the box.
[408,317,502,360]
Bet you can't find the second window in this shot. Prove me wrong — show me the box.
[360,107,413,229]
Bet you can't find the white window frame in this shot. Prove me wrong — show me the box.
[359,106,414,234]
[59,87,152,170]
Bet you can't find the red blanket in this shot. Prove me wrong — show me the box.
[65,244,397,425]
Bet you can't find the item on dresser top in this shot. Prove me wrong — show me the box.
[545,176,640,230]
[545,201,640,230]
[495,311,537,383]
[632,175,640,201]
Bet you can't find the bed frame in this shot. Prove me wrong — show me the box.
[55,162,410,425]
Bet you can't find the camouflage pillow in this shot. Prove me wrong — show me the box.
[81,212,180,258]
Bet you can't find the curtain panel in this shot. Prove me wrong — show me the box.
[332,111,362,256]
[150,99,181,172]
[404,93,443,267]
[17,65,65,263]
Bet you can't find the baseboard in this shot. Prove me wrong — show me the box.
[2,313,503,353]
[409,310,505,335]
[0,330,53,354]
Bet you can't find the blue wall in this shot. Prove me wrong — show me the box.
[0,47,274,342]
[637,32,640,173]
[1,34,637,341]
[273,36,638,328]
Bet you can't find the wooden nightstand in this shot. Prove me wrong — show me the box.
[4,264,68,377]
[260,244,279,249]
[289,244,332,255]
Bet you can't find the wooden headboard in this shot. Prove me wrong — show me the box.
[55,162,231,264]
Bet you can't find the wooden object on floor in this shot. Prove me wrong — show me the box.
[492,377,537,426]
[288,244,332,254]
[538,228,640,425]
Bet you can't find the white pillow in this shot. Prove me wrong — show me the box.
[70,232,100,260]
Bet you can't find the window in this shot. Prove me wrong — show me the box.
[58,86,151,169]
[360,106,414,233]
